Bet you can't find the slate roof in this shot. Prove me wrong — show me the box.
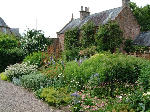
[10,28,21,37]
[58,7,123,34]
[0,17,8,27]
[133,31,150,46]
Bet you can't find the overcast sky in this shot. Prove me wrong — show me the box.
[0,0,149,38]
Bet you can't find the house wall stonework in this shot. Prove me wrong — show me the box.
[115,7,140,40]
[57,34,65,51]
[58,7,141,51]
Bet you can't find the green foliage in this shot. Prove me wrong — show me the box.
[64,27,79,50]
[37,87,72,107]
[0,34,25,72]
[123,39,134,53]
[79,46,97,58]
[5,62,38,80]
[130,2,150,32]
[0,72,8,81]
[21,72,50,90]
[64,27,80,61]
[95,21,123,53]
[138,60,150,92]
[64,53,143,96]
[63,49,79,61]
[23,51,47,68]
[20,29,52,55]
[133,45,149,53]
[125,90,150,112]
[80,21,96,48]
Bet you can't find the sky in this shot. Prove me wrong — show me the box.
[0,0,149,38]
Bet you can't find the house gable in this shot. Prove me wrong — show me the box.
[115,6,140,40]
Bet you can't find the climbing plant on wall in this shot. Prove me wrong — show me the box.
[64,27,80,61]
[95,21,123,53]
[80,21,96,49]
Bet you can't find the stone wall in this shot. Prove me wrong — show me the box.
[115,6,140,40]
[57,34,65,51]
[58,6,141,51]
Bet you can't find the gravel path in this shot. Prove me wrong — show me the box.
[0,79,64,112]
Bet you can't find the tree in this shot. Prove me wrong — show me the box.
[95,21,123,53]
[20,29,52,54]
[130,2,150,32]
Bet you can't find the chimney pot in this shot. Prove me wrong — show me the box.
[81,6,83,11]
[85,7,88,12]
[122,0,130,7]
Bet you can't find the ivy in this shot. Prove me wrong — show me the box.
[64,27,79,51]
[95,21,123,53]
[64,27,80,61]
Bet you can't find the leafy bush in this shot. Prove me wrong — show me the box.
[5,62,38,80]
[21,72,50,90]
[0,72,8,81]
[123,39,134,53]
[63,49,79,61]
[0,34,25,72]
[95,21,123,53]
[138,60,150,92]
[64,53,144,96]
[23,51,47,68]
[79,46,97,58]
[36,87,72,107]
[20,29,52,55]
[127,91,150,111]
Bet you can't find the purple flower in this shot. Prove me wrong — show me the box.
[71,92,80,97]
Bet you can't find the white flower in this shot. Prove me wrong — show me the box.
[143,92,150,96]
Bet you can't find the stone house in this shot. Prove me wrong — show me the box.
[57,0,140,50]
[0,17,20,37]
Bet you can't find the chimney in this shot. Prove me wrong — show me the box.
[122,0,130,7]
[80,6,90,20]
[71,13,74,21]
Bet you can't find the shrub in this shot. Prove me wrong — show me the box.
[37,87,72,107]
[138,60,150,92]
[64,52,144,96]
[20,29,52,54]
[21,72,50,90]
[95,21,123,53]
[0,72,8,81]
[63,49,79,61]
[0,34,25,72]
[79,46,97,58]
[123,39,134,53]
[125,90,150,111]
[5,62,38,80]
[23,51,47,68]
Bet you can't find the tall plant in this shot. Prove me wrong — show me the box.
[80,21,96,49]
[64,27,80,61]
[95,21,123,53]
